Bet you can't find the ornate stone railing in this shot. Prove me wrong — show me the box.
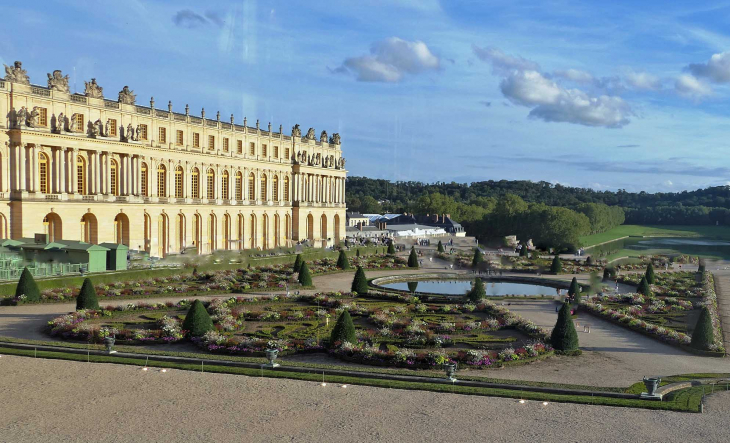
[155,110,170,119]
[174,113,186,122]
[158,197,169,203]
[45,194,59,200]
[32,86,51,97]
[247,127,258,134]
[82,195,96,201]
[104,100,119,109]
[70,94,87,104]
[135,106,151,115]
[221,123,231,130]
[192,198,201,204]
[115,196,127,202]
[206,119,217,127]
[189,117,202,125]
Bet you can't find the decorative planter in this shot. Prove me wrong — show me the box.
[444,362,457,382]
[264,349,280,368]
[643,377,660,396]
[104,336,117,354]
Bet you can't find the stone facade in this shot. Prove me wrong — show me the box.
[0,62,347,257]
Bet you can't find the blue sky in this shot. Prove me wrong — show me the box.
[2,0,730,192]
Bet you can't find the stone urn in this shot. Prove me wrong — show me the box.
[643,377,661,396]
[104,336,117,354]
[444,362,457,382]
[265,348,280,368]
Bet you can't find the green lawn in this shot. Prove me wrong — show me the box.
[581,225,730,247]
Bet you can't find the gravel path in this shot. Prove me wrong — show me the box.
[1,354,729,443]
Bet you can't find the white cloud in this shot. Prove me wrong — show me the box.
[337,37,440,83]
[472,45,540,74]
[500,70,632,128]
[554,69,595,84]
[675,74,712,98]
[688,51,730,83]
[625,71,662,90]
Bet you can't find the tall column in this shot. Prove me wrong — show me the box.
[105,152,111,195]
[29,145,38,193]
[1,146,8,193]
[52,148,59,193]
[71,149,78,194]
[93,151,100,194]
[59,148,66,193]
[19,144,26,192]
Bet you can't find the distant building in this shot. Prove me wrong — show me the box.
[346,212,369,227]
[367,213,466,236]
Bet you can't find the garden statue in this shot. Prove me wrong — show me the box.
[84,78,103,98]
[47,70,70,93]
[104,336,117,354]
[118,85,136,105]
[444,362,457,382]
[4,61,30,84]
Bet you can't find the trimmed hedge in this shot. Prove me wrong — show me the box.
[182,299,214,337]
[550,256,562,274]
[352,266,368,295]
[691,307,715,351]
[330,310,356,346]
[408,247,419,268]
[551,302,579,351]
[298,262,313,286]
[76,278,99,310]
[15,267,40,302]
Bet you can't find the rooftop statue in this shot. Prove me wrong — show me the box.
[15,106,28,128]
[4,61,30,85]
[305,127,316,140]
[320,130,328,143]
[291,124,301,138]
[47,70,70,93]
[84,78,103,98]
[118,85,136,105]
[330,133,341,145]
[27,107,40,128]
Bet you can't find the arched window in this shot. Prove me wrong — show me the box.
[272,175,279,202]
[39,153,49,194]
[221,170,229,200]
[140,162,148,197]
[157,163,166,197]
[260,173,267,201]
[206,168,215,200]
[76,155,86,195]
[110,159,119,196]
[248,172,255,200]
[235,172,243,201]
[174,166,184,198]
[283,176,290,201]
[191,167,200,198]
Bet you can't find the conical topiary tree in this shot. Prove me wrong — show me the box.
[603,267,611,281]
[637,276,652,297]
[330,310,356,346]
[437,240,445,253]
[76,278,100,310]
[182,299,214,337]
[351,266,368,295]
[387,242,395,255]
[356,248,361,257]
[292,254,303,273]
[645,262,656,284]
[15,267,40,302]
[336,249,350,270]
[550,255,562,274]
[519,244,529,257]
[551,302,579,352]
[298,261,313,286]
[698,259,706,275]
[467,278,486,302]
[568,277,580,298]
[691,306,715,351]
[471,248,483,268]
[408,247,419,268]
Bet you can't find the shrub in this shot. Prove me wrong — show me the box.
[356,249,361,258]
[182,299,214,337]
[637,276,652,297]
[698,259,706,275]
[407,281,418,293]
[568,277,580,297]
[519,244,529,257]
[691,307,714,351]
[351,266,368,295]
[645,262,655,284]
[471,248,483,268]
[408,247,419,268]
[330,310,356,346]
[76,278,99,310]
[292,254,303,273]
[550,255,562,274]
[387,242,395,255]
[336,249,350,270]
[602,267,612,280]
[298,262,313,286]
[551,302,579,351]
[466,278,486,302]
[15,267,40,302]
[585,256,593,266]
[437,241,445,253]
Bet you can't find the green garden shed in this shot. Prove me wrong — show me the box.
[100,243,129,271]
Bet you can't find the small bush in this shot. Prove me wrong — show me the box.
[568,277,580,297]
[437,241,445,253]
[519,245,529,257]
[15,267,40,302]
[551,302,579,351]
[638,276,652,297]
[298,262,313,286]
[182,299,214,337]
[466,278,486,302]
[336,249,350,270]
[76,278,99,310]
[292,254,303,273]
[351,266,368,295]
[387,242,395,255]
[645,262,655,284]
[330,310,356,346]
[550,255,562,274]
[408,247,419,268]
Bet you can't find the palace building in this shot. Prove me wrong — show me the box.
[0,61,347,257]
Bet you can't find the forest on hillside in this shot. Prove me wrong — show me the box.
[345,177,730,251]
